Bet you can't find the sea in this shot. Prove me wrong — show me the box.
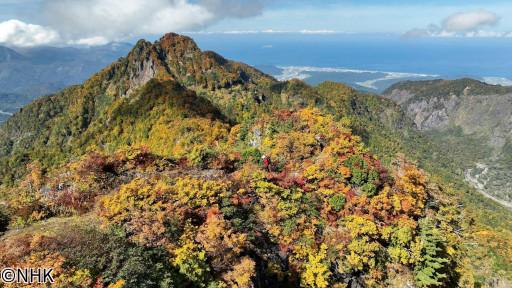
[187,33,512,92]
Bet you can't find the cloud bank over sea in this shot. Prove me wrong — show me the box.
[274,66,439,90]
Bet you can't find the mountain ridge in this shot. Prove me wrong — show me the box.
[0,33,314,184]
[383,78,512,205]
[0,46,24,62]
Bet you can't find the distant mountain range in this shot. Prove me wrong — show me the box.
[0,43,131,121]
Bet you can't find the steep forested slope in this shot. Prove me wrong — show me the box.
[384,79,512,206]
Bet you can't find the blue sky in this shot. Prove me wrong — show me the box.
[0,0,511,46]
[209,0,512,33]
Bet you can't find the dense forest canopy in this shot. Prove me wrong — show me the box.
[0,33,510,288]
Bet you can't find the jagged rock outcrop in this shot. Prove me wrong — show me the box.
[111,33,276,97]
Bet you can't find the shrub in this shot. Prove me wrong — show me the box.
[241,148,262,164]
[362,183,377,197]
[328,194,346,212]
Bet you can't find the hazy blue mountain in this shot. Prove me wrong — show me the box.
[0,43,132,121]
[0,46,24,62]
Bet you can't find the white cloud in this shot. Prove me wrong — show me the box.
[404,10,509,38]
[68,36,110,46]
[0,19,60,47]
[0,0,267,47]
[41,0,213,41]
[274,66,438,90]
[41,0,265,42]
[0,19,113,47]
[443,10,498,32]
[482,77,512,86]
[299,29,337,34]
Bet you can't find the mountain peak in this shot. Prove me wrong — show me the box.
[156,32,203,65]
[0,46,24,63]
[117,32,276,96]
[158,32,198,50]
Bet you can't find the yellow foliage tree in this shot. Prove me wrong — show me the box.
[222,257,256,288]
[301,244,331,288]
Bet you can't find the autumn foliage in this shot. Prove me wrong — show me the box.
[0,108,477,287]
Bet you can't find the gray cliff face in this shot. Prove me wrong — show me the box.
[385,88,456,130]
[385,84,512,151]
[126,57,157,97]
[383,79,512,206]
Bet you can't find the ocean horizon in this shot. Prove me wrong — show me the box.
[188,33,512,91]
